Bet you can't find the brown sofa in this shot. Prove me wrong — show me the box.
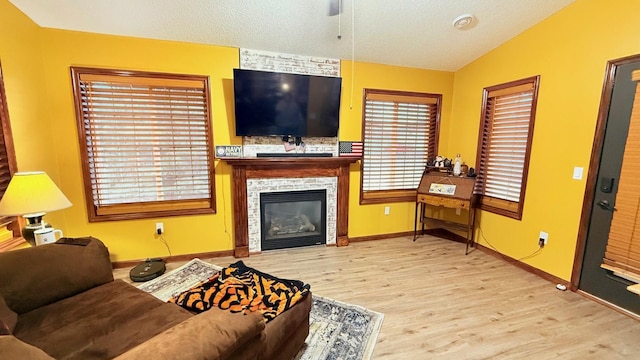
[0,237,311,360]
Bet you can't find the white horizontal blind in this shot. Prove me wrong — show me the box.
[77,72,212,209]
[363,91,438,193]
[481,92,532,201]
[475,78,538,218]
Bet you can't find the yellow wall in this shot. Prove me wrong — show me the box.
[450,0,640,280]
[0,0,454,261]
[37,29,239,261]
[0,1,48,170]
[0,0,64,247]
[341,60,454,237]
[4,0,637,278]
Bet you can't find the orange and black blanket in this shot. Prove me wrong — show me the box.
[169,261,310,322]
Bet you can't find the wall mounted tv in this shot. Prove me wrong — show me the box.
[233,69,342,137]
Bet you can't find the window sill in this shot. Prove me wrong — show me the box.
[0,237,27,252]
[360,189,417,205]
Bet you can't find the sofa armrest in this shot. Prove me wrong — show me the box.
[0,335,55,360]
[0,237,114,314]
[115,307,266,360]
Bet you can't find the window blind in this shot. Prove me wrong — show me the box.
[475,77,539,219]
[602,71,640,279]
[362,89,440,203]
[0,128,12,214]
[72,68,215,221]
[0,63,18,235]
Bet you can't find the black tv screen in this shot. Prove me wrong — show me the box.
[233,69,341,137]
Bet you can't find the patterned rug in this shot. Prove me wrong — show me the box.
[138,258,384,360]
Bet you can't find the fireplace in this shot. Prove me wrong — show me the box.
[260,190,326,250]
[222,157,359,257]
[248,177,336,252]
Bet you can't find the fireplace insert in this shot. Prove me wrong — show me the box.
[260,189,326,250]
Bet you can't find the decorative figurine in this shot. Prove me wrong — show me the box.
[467,167,476,177]
[453,154,462,176]
[434,155,445,167]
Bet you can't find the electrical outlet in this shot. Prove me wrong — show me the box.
[156,222,164,235]
[539,231,548,247]
[384,206,390,215]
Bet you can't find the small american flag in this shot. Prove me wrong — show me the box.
[339,141,363,157]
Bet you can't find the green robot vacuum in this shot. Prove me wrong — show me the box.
[129,258,166,282]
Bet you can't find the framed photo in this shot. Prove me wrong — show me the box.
[428,183,456,195]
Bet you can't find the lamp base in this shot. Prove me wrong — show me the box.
[21,212,52,247]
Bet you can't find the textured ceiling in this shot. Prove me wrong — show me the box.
[9,0,575,71]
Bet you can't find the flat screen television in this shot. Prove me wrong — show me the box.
[233,69,342,137]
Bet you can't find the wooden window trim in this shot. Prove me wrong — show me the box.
[474,76,540,220]
[360,89,441,205]
[0,61,22,249]
[70,67,216,222]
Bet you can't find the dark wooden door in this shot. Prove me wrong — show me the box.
[579,57,640,314]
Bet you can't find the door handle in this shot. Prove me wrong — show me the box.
[597,200,617,212]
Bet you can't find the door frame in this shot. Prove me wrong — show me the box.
[571,53,640,290]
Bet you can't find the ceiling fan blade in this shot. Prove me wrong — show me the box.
[328,0,342,16]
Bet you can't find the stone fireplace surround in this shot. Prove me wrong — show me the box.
[223,157,358,257]
[248,178,336,252]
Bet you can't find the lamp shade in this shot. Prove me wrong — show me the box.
[0,171,72,216]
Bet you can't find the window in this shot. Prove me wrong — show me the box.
[601,70,640,280]
[0,62,20,250]
[474,76,540,220]
[361,89,440,204]
[71,67,215,222]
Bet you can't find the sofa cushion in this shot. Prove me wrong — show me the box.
[0,295,17,335]
[0,237,114,314]
[0,336,55,360]
[14,280,193,360]
[115,305,266,360]
[262,292,312,359]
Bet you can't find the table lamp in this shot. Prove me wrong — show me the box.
[0,171,72,246]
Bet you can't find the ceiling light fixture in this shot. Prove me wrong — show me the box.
[452,14,476,30]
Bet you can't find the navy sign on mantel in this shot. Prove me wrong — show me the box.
[215,146,243,158]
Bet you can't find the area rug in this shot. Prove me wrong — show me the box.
[138,258,384,360]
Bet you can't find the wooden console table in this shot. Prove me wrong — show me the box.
[413,171,479,254]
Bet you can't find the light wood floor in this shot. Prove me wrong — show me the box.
[114,236,640,359]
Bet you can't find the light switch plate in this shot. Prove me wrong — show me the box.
[573,167,584,180]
